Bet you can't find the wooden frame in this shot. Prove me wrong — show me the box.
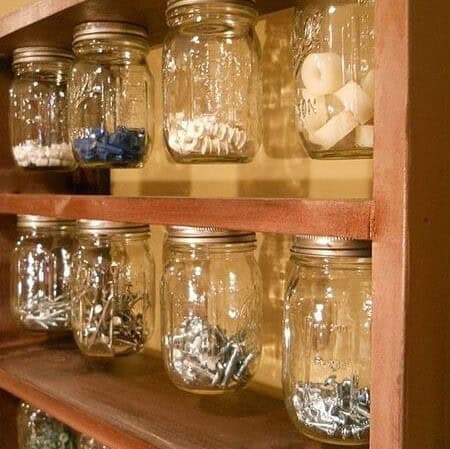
[0,0,448,448]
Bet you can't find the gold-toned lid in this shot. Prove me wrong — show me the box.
[13,47,74,66]
[18,215,76,228]
[167,225,256,244]
[166,0,257,14]
[292,235,372,257]
[73,22,149,48]
[78,220,150,235]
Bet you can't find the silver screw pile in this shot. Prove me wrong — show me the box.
[166,316,257,389]
[291,376,370,441]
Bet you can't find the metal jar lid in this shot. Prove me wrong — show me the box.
[291,235,372,258]
[12,47,74,66]
[78,220,150,235]
[73,22,149,48]
[166,0,257,15]
[18,215,76,228]
[167,225,256,244]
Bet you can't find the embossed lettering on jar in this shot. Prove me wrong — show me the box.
[283,236,372,445]
[161,227,263,393]
[9,47,76,170]
[163,0,262,163]
[68,22,154,168]
[292,0,375,159]
[11,216,76,332]
[71,221,155,357]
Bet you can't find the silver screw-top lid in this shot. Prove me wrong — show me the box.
[73,22,149,48]
[166,0,257,14]
[167,225,256,244]
[77,220,150,235]
[18,215,76,228]
[12,47,74,66]
[292,235,372,257]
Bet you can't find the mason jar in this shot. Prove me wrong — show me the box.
[292,0,375,159]
[283,236,372,445]
[71,220,155,357]
[78,436,110,449]
[9,47,76,170]
[161,226,263,393]
[163,0,262,163]
[11,216,76,332]
[17,402,76,449]
[68,22,154,168]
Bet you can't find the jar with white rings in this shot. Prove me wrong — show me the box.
[283,236,372,445]
[161,227,263,393]
[11,216,76,332]
[9,47,76,170]
[71,221,155,357]
[292,0,375,159]
[163,0,262,163]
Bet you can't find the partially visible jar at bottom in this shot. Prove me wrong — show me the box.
[17,402,76,449]
[161,226,263,394]
[71,220,155,357]
[79,435,110,449]
[283,236,372,445]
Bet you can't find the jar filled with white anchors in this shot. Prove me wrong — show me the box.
[163,0,262,163]
[161,227,263,393]
[11,216,76,332]
[283,236,372,445]
[71,221,155,357]
[68,22,154,168]
[292,0,375,159]
[9,47,76,170]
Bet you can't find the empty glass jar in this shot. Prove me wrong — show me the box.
[161,226,262,393]
[68,22,154,168]
[9,47,76,170]
[163,0,262,163]
[292,0,375,159]
[17,402,76,449]
[11,216,76,332]
[71,221,154,357]
[283,236,372,445]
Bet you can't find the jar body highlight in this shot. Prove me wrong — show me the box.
[161,234,262,393]
[11,218,76,332]
[292,0,375,159]
[71,225,155,357]
[163,2,262,163]
[283,253,372,445]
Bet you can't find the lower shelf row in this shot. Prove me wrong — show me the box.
[10,215,372,446]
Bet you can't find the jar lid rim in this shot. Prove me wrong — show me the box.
[292,235,372,257]
[167,225,256,243]
[13,47,74,65]
[78,219,150,233]
[73,21,149,46]
[166,0,257,14]
[18,215,76,227]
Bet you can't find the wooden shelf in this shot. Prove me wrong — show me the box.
[0,342,347,449]
[0,193,373,238]
[0,0,296,57]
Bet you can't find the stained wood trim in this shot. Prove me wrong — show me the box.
[0,194,373,239]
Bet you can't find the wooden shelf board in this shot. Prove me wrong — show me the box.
[0,193,373,238]
[0,342,346,449]
[0,0,296,57]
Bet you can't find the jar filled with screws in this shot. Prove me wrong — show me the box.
[292,0,375,159]
[163,0,262,163]
[283,236,372,445]
[9,47,76,170]
[78,435,110,449]
[11,216,76,332]
[17,402,76,449]
[71,220,155,357]
[161,226,262,393]
[68,22,154,168]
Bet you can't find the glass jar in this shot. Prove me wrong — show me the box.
[11,216,76,332]
[17,402,76,449]
[71,220,155,357]
[9,47,76,170]
[79,436,110,449]
[68,22,154,168]
[283,236,372,445]
[163,0,262,163]
[292,0,375,159]
[161,226,262,393]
